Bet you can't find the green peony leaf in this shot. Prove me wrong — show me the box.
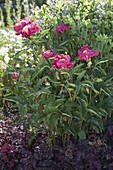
[78,130,86,140]
[76,70,87,82]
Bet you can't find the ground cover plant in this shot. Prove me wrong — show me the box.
[0,0,113,169]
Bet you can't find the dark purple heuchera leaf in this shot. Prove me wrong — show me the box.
[1,114,113,169]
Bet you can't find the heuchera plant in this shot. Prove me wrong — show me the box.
[2,0,113,146]
[1,143,16,168]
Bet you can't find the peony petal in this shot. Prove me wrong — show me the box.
[67,62,75,68]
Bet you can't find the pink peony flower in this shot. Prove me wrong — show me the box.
[11,72,20,79]
[56,24,70,33]
[21,23,40,38]
[41,49,54,59]
[78,45,99,61]
[52,54,74,69]
[14,18,33,35]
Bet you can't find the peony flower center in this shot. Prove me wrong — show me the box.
[22,25,30,33]
[83,50,87,53]
[59,58,66,62]
[45,50,51,54]
[16,22,22,26]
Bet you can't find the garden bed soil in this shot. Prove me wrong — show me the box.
[0,113,113,170]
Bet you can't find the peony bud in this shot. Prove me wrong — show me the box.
[11,72,20,79]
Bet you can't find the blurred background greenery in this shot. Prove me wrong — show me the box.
[0,0,47,26]
[32,0,47,7]
[0,0,47,7]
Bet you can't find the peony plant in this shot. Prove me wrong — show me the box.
[2,0,113,146]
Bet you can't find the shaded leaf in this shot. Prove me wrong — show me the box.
[78,130,86,140]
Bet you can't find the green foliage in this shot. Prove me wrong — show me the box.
[5,0,12,26]
[0,8,5,29]
[1,0,113,146]
[0,0,36,27]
